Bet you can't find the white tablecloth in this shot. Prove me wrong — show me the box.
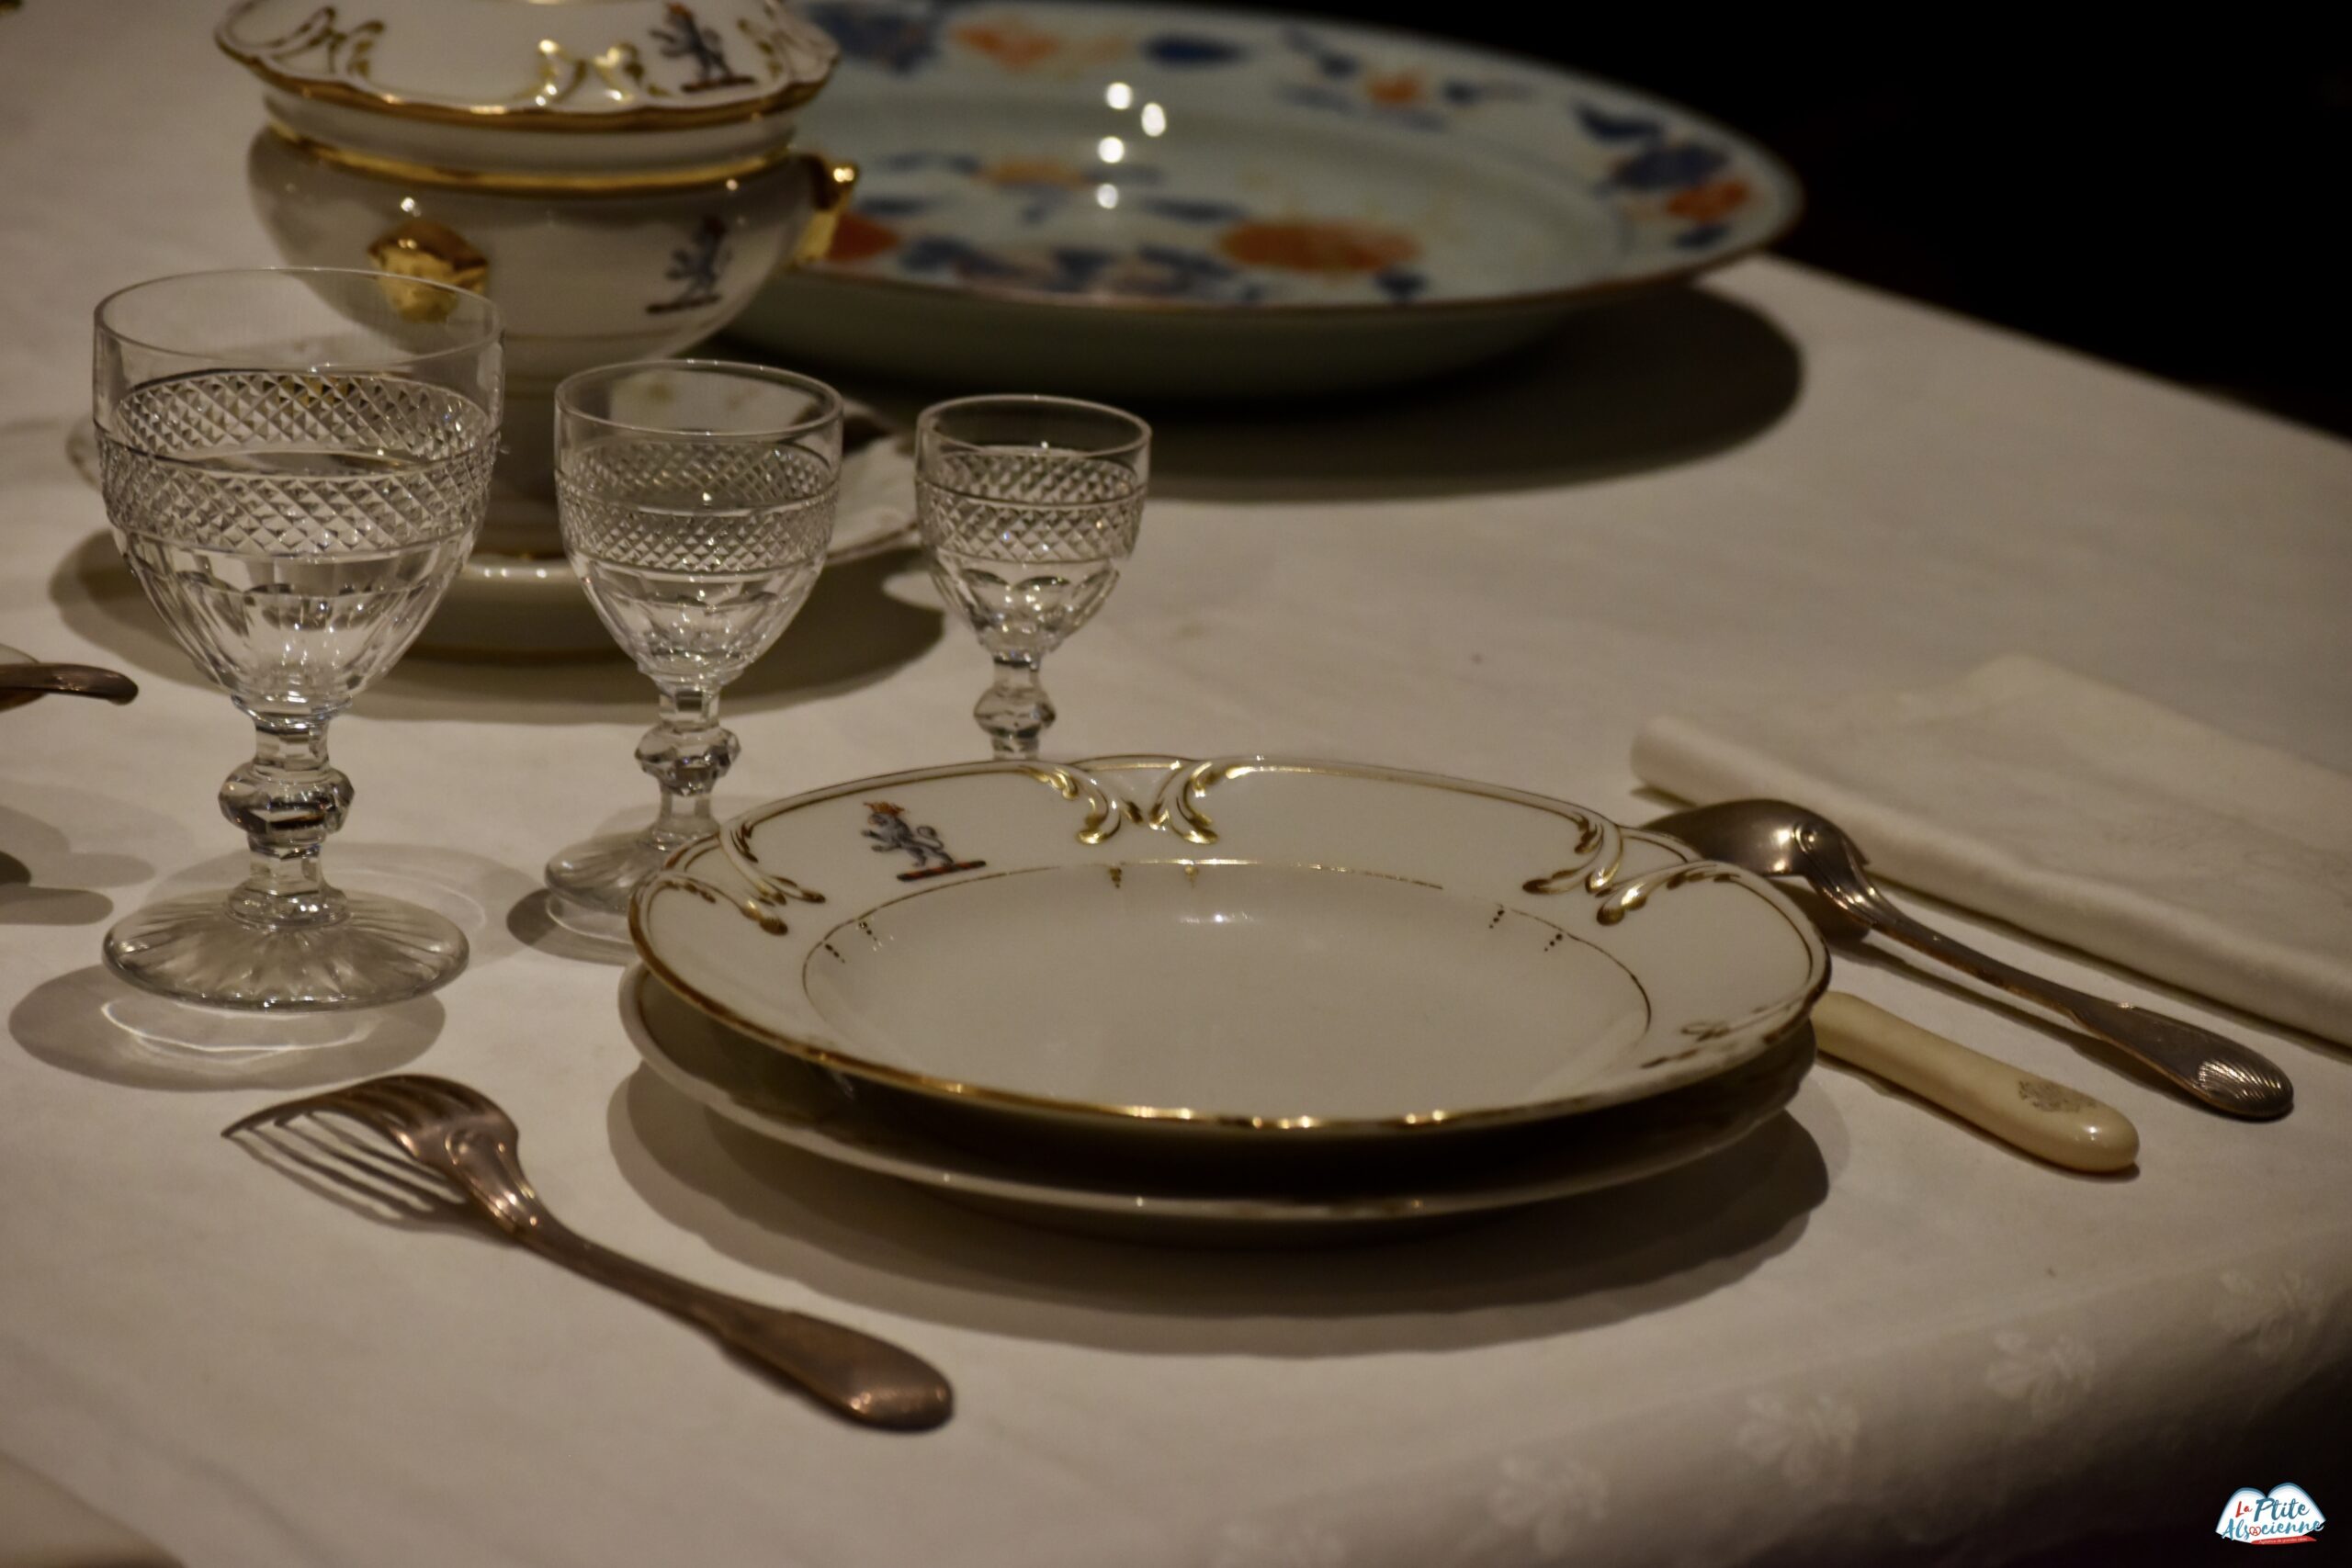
[5,7,2350,1565]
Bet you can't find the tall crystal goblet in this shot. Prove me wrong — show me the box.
[915,395,1149,760]
[543,361,842,942]
[93,268,502,1010]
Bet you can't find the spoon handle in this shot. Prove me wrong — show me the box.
[503,1211,954,1430]
[0,662,139,704]
[1811,993,2139,1170]
[1850,897,2292,1119]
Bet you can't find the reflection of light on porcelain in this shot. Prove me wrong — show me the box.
[399,196,418,214]
[1103,82,1133,111]
[724,179,739,193]
[1140,103,1167,137]
[1097,136,1125,164]
[1095,184,1118,209]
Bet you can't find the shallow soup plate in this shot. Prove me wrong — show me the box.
[629,756,1829,1152]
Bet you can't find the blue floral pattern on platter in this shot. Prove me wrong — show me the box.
[793,0,1795,310]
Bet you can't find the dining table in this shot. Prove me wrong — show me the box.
[5,5,2350,1565]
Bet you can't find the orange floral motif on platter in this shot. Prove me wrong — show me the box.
[979,158,1095,189]
[952,18,1129,73]
[1363,71,1425,107]
[1218,220,1421,275]
[824,210,901,264]
[1664,178,1751,222]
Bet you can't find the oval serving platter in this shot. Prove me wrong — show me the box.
[629,756,1827,1148]
[731,0,1800,397]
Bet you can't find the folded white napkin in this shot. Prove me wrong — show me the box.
[0,1454,177,1568]
[1633,655,2352,1046]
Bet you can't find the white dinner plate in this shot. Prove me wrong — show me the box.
[630,756,1827,1149]
[734,0,1799,396]
[619,959,1814,1240]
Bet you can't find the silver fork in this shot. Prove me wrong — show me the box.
[226,1074,953,1430]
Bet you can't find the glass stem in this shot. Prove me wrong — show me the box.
[977,654,1054,761]
[637,683,738,850]
[220,713,352,930]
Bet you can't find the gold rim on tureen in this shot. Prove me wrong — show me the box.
[218,3,836,133]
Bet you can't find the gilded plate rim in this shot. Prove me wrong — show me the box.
[629,758,1831,1139]
[619,961,1817,1224]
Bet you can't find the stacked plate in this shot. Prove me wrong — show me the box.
[624,755,1827,1242]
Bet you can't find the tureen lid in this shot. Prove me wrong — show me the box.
[217,0,838,130]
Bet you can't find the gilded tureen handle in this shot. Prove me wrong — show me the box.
[785,153,859,270]
[365,217,490,322]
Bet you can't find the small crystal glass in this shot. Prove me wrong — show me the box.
[93,268,502,1010]
[915,395,1149,760]
[544,360,842,942]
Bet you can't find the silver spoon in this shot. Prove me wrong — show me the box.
[0,661,139,705]
[1646,800,2292,1120]
[228,1074,954,1429]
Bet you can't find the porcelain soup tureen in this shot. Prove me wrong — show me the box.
[220,0,847,652]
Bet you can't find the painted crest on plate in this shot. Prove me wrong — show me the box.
[862,801,988,882]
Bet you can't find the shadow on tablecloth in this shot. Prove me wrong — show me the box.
[1148,288,1805,503]
[3,839,536,1089]
[9,964,443,1091]
[43,537,944,727]
[789,284,1804,505]
[0,790,172,930]
[604,1066,1833,1354]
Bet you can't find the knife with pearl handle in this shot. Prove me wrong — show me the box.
[1811,992,2140,1173]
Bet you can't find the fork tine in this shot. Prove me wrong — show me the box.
[278,1120,465,1210]
[416,1077,494,1111]
[334,1081,442,1131]
[304,1114,458,1194]
[225,1075,498,1144]
[243,1124,457,1223]
[222,1085,369,1139]
[372,1074,474,1103]
[398,1076,501,1120]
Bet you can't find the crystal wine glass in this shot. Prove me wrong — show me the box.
[915,395,1149,760]
[543,360,842,942]
[93,268,502,1010]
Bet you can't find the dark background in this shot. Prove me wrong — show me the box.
[1266,7,2352,437]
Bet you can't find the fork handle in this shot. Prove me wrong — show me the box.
[1853,898,2293,1120]
[509,1220,953,1429]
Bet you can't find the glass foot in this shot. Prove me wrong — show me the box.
[104,888,467,1011]
[545,829,693,944]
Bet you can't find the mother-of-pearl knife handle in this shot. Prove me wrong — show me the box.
[1811,992,2140,1173]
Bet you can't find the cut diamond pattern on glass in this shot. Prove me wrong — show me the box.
[100,372,496,555]
[918,450,1145,563]
[560,438,836,574]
